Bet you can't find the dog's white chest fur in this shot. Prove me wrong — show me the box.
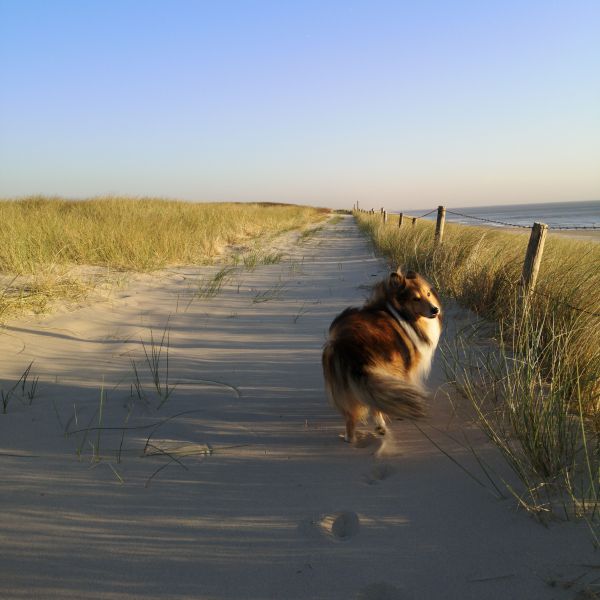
[416,316,441,380]
[386,302,441,383]
[420,315,441,350]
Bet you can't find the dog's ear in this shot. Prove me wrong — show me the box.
[389,271,406,289]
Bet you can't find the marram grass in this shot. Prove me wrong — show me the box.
[0,196,328,272]
[0,196,328,319]
[355,211,599,407]
[356,211,600,518]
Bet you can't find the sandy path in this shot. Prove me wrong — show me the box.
[0,216,595,600]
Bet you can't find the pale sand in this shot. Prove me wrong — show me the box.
[549,228,600,242]
[0,216,595,599]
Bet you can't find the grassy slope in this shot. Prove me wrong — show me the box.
[356,211,600,514]
[0,196,329,319]
[0,196,329,272]
[355,212,599,403]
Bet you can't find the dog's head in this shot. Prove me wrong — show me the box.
[388,268,441,320]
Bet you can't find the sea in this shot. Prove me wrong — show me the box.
[398,200,600,229]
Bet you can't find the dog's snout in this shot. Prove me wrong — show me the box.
[430,306,439,316]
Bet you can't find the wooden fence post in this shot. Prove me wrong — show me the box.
[435,205,446,245]
[398,213,403,227]
[382,210,387,224]
[411,217,417,227]
[521,222,548,298]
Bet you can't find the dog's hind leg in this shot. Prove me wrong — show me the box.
[343,411,357,443]
[373,411,388,436]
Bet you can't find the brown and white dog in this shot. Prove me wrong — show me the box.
[322,268,442,443]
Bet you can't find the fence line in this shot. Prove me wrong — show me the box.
[354,204,599,313]
[547,224,600,230]
[444,209,531,229]
[354,205,600,231]
[413,208,438,219]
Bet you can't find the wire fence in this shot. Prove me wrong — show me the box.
[444,209,532,229]
[400,207,600,231]
[547,224,600,230]
[413,208,438,219]
[353,203,600,319]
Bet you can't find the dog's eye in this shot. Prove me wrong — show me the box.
[427,292,431,297]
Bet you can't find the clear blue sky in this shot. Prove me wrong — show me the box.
[1,0,599,209]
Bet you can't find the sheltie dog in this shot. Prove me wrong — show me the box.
[322,268,442,443]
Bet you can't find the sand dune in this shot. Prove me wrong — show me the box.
[0,216,595,599]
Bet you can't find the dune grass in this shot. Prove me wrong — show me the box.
[0,196,328,319]
[0,196,329,272]
[356,211,600,517]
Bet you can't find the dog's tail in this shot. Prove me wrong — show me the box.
[356,366,428,419]
[323,341,428,420]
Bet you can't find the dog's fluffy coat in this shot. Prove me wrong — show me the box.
[322,268,442,442]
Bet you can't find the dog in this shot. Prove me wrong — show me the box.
[322,268,442,443]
